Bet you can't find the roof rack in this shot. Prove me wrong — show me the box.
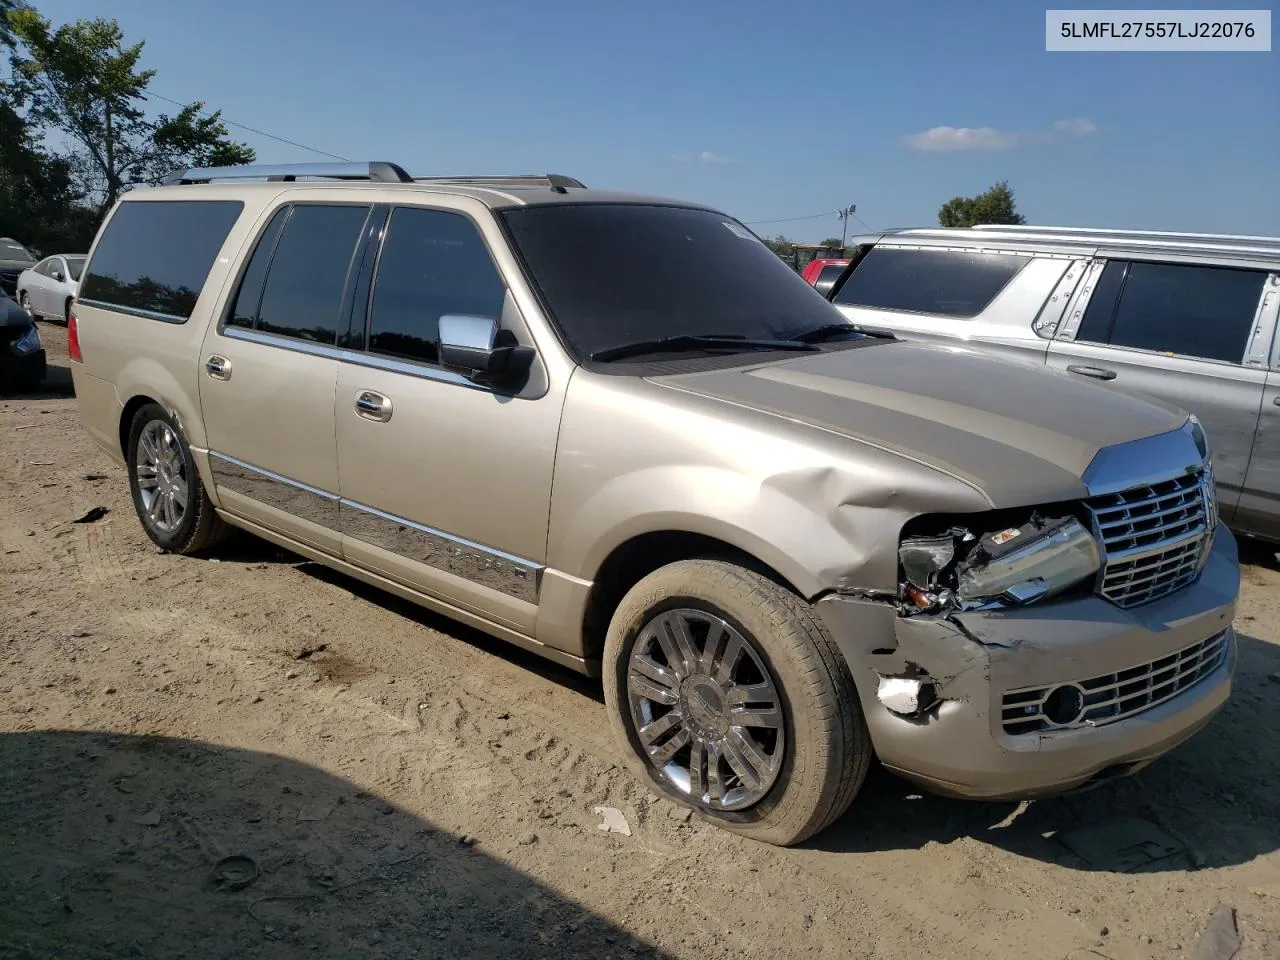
[415,174,587,193]
[163,161,414,185]
[968,224,1280,247]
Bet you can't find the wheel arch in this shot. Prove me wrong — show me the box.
[578,528,806,661]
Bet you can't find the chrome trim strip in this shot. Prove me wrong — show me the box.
[339,350,487,391]
[219,325,343,359]
[217,324,492,391]
[206,450,542,602]
[338,498,542,604]
[1081,425,1203,497]
[75,297,187,324]
[208,452,340,529]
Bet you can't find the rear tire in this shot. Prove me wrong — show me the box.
[18,290,37,320]
[603,559,870,846]
[126,403,226,554]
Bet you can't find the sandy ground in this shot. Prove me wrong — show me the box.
[2,321,1279,960]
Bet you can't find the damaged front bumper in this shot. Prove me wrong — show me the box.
[816,527,1239,800]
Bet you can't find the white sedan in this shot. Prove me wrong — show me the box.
[18,253,86,323]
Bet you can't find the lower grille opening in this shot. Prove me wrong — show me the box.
[1000,630,1229,735]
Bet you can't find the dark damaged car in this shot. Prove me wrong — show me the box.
[1,290,46,391]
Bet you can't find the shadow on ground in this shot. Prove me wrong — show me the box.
[0,361,74,401]
[0,731,665,960]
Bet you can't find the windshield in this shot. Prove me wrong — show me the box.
[500,204,852,361]
[0,239,33,261]
[66,256,86,281]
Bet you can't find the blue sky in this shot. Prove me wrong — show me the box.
[32,0,1280,240]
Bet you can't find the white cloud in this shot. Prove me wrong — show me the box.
[903,126,1022,152]
[1053,118,1098,136]
[698,150,729,164]
[905,119,1098,151]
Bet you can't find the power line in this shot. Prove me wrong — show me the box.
[143,91,350,161]
[744,210,838,226]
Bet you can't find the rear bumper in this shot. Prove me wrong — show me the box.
[816,527,1239,800]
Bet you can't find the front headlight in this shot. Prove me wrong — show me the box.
[954,516,1100,606]
[13,324,41,356]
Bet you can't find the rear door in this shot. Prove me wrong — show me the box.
[1047,259,1273,522]
[199,202,375,555]
[1235,278,1280,539]
[829,245,1073,365]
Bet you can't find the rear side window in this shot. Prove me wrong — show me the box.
[834,247,1026,317]
[251,205,371,344]
[1076,260,1267,363]
[814,263,847,295]
[227,207,289,330]
[366,207,506,365]
[79,200,243,322]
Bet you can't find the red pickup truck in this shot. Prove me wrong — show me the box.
[799,258,850,295]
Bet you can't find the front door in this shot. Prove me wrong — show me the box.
[334,204,562,633]
[1047,259,1271,522]
[199,202,375,554]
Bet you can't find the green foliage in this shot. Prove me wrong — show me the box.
[3,5,253,230]
[938,181,1026,228]
[818,237,843,248]
[763,235,796,260]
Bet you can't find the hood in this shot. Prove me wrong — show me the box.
[652,340,1188,506]
[0,259,35,271]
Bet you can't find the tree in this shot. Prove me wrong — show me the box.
[938,180,1026,228]
[763,234,796,260]
[818,237,843,249]
[7,9,253,210]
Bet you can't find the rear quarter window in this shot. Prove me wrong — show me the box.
[833,247,1026,318]
[79,200,244,322]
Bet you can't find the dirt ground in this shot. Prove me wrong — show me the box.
[2,322,1279,960]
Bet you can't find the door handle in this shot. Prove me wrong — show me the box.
[1066,364,1117,381]
[355,390,393,422]
[205,355,232,380]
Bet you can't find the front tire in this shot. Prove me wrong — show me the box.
[603,559,871,846]
[126,404,226,554]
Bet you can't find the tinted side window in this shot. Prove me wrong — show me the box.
[366,208,506,365]
[80,200,243,321]
[833,247,1026,317]
[255,205,370,344]
[1106,262,1266,362]
[1075,261,1129,344]
[814,264,846,295]
[227,207,290,330]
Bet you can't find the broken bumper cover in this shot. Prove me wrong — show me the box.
[817,526,1239,800]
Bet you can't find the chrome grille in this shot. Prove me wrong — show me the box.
[1001,630,1229,735]
[1087,471,1210,607]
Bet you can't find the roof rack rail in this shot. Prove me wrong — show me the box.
[163,161,414,185]
[969,224,1280,246]
[415,173,586,192]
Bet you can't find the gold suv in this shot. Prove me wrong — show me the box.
[69,162,1238,846]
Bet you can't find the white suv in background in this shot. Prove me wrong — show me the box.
[828,225,1280,543]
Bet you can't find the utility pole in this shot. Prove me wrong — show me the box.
[836,204,857,251]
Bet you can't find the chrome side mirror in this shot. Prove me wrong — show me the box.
[437,314,534,378]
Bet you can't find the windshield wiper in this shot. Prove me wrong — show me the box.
[590,334,819,363]
[792,322,895,343]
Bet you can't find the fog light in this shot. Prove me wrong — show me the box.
[876,676,935,716]
[1042,684,1085,725]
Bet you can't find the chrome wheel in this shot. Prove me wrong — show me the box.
[19,291,31,314]
[626,608,785,811]
[135,420,189,535]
